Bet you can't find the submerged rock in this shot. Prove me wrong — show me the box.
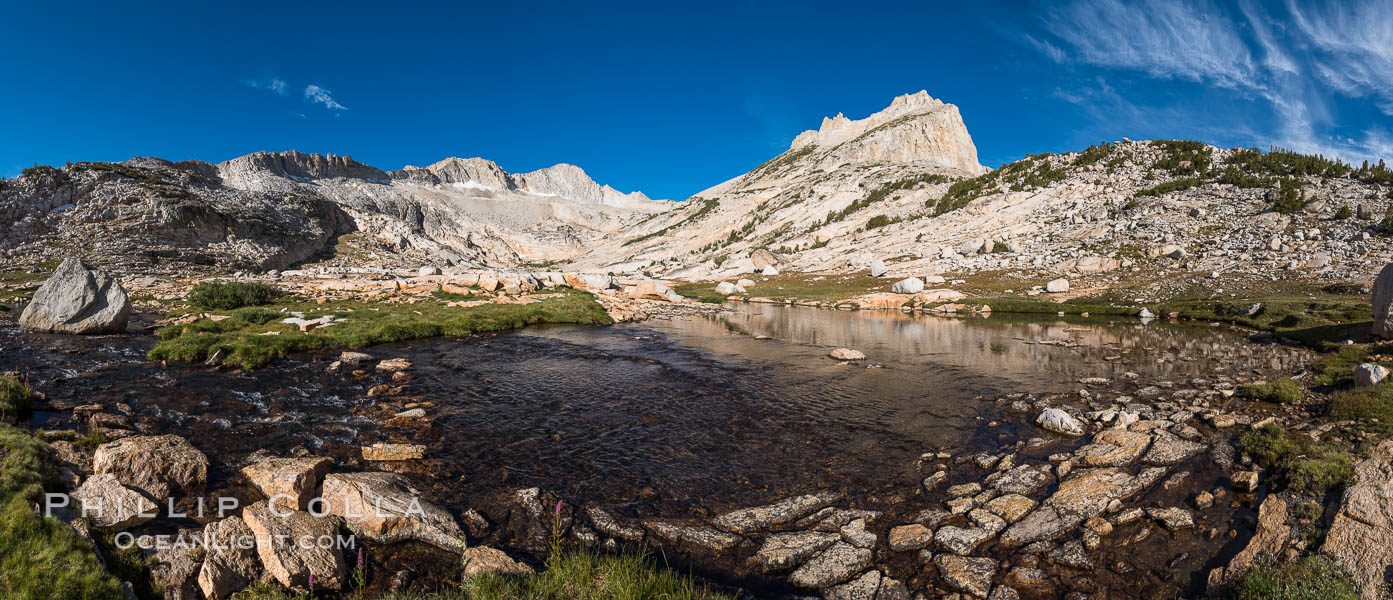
[829,348,866,361]
[887,524,934,551]
[711,491,841,534]
[642,521,742,554]
[19,258,130,334]
[751,531,840,572]
[787,541,872,588]
[934,554,997,597]
[361,442,425,461]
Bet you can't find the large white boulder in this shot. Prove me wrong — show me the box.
[891,277,925,294]
[566,273,619,291]
[762,265,780,276]
[1045,278,1070,293]
[1374,264,1393,339]
[1036,408,1084,436]
[1355,363,1389,387]
[869,259,887,278]
[715,282,738,296]
[19,258,130,334]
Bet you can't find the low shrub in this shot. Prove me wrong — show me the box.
[1239,424,1354,495]
[865,214,894,230]
[0,375,33,424]
[186,281,284,310]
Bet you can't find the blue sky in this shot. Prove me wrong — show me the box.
[2,0,1390,199]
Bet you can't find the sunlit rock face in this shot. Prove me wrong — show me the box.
[789,90,987,175]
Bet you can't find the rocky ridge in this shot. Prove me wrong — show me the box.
[7,92,1390,296]
[0,151,670,273]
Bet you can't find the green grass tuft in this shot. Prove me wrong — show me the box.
[229,551,734,600]
[1220,554,1361,600]
[151,289,612,370]
[1239,378,1304,404]
[1240,424,1354,496]
[463,551,735,600]
[0,423,130,599]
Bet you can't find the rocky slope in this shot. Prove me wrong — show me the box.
[0,151,670,272]
[576,91,991,274]
[4,91,1393,290]
[574,94,1393,290]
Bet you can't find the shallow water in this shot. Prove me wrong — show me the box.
[5,306,1303,506]
[0,304,1312,595]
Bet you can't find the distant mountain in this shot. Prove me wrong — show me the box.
[575,91,991,273]
[0,150,671,271]
[4,91,1388,285]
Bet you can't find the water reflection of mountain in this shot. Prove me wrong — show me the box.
[653,305,1311,389]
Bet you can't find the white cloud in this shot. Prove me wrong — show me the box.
[303,84,348,112]
[1288,0,1393,115]
[243,77,288,95]
[1023,35,1066,63]
[1022,0,1393,163]
[1040,0,1259,90]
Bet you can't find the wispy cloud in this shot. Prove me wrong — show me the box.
[1019,0,1393,163]
[304,84,347,112]
[1040,0,1259,90]
[1288,0,1393,116]
[242,77,287,95]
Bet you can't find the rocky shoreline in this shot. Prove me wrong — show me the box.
[15,330,1340,600]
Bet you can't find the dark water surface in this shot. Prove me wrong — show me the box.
[3,305,1303,511]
